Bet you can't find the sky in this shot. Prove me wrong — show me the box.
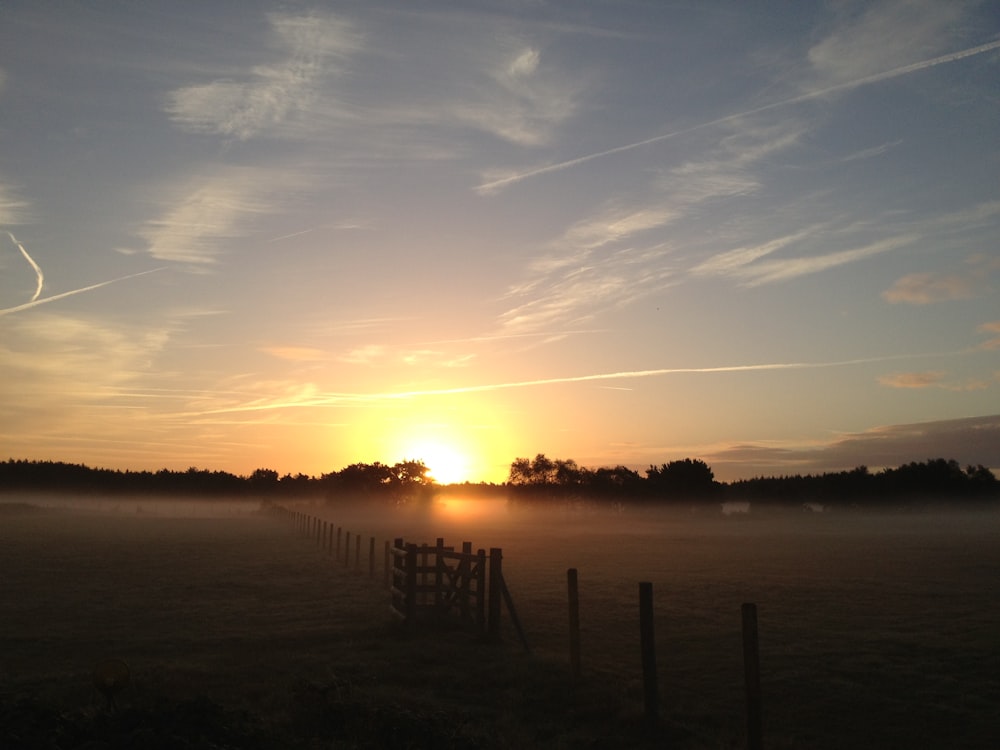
[1,1,999,485]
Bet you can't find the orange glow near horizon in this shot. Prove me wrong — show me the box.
[409,440,471,485]
[349,396,517,485]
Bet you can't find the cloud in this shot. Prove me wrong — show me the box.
[560,207,680,252]
[978,321,1000,350]
[131,168,289,266]
[883,254,999,304]
[337,344,388,365]
[0,312,178,439]
[705,414,1000,479]
[878,371,947,389]
[806,0,966,85]
[882,272,977,304]
[690,228,817,277]
[878,370,993,392]
[475,36,1000,193]
[332,342,474,369]
[165,12,362,141]
[498,120,804,332]
[840,139,904,163]
[0,181,30,224]
[729,235,915,286]
[439,42,581,147]
[259,346,329,362]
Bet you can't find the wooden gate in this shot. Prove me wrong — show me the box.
[389,537,527,649]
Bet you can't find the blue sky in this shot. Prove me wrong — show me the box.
[1,1,998,483]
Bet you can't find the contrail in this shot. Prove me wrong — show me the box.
[0,267,166,316]
[189,351,948,416]
[476,38,1000,194]
[6,231,43,302]
[267,227,315,243]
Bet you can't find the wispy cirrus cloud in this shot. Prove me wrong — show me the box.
[698,202,1000,289]
[334,342,474,369]
[497,120,807,333]
[840,139,903,163]
[475,26,1000,194]
[0,181,30,224]
[0,312,177,427]
[445,43,581,146]
[878,370,992,392]
[166,12,362,141]
[690,228,818,277]
[878,370,948,389]
[976,321,1000,350]
[806,0,966,86]
[259,346,330,363]
[719,235,915,287]
[128,167,309,266]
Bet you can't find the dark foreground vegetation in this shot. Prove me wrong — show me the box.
[4,504,1000,749]
[1,454,997,507]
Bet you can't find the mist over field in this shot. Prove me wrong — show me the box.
[3,492,999,748]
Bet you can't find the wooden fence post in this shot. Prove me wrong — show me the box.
[369,536,375,577]
[488,548,503,642]
[476,548,487,635]
[567,568,581,679]
[742,602,763,750]
[405,543,418,623]
[639,581,659,724]
[344,530,351,567]
[459,541,472,620]
[384,540,391,588]
[355,533,361,570]
[434,538,445,610]
[336,527,342,560]
[391,537,404,615]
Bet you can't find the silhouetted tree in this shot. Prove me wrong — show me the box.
[250,468,279,492]
[588,465,644,496]
[646,458,719,500]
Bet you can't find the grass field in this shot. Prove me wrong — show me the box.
[2,495,999,748]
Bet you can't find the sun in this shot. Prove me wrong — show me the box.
[410,441,471,485]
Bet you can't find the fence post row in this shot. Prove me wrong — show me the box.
[742,602,763,750]
[278,507,763,746]
[567,568,581,679]
[638,581,659,724]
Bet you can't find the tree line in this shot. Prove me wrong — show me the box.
[507,454,998,505]
[0,459,433,501]
[1,455,996,506]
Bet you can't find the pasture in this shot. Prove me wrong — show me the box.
[2,495,999,748]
